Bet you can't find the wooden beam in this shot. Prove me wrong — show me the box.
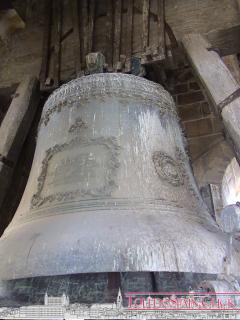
[125,0,133,71]
[39,0,52,90]
[72,0,81,76]
[52,0,62,88]
[157,0,165,59]
[88,0,96,52]
[0,76,39,208]
[138,0,240,57]
[206,25,240,57]
[142,0,150,51]
[82,0,88,68]
[236,0,240,11]
[182,33,240,163]
[105,0,113,69]
[113,0,122,70]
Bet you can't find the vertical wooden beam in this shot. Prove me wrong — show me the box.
[72,0,81,76]
[88,0,96,52]
[201,184,222,223]
[142,0,150,51]
[0,77,39,208]
[182,33,240,163]
[125,0,133,71]
[105,0,113,69]
[157,0,165,59]
[52,0,62,87]
[39,0,52,89]
[236,0,240,11]
[82,0,89,68]
[113,0,122,70]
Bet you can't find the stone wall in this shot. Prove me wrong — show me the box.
[168,67,234,191]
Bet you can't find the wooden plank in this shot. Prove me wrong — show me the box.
[88,0,96,52]
[182,33,240,162]
[236,0,240,11]
[206,25,240,57]
[105,0,113,69]
[72,0,81,75]
[39,0,52,89]
[113,0,122,69]
[124,0,133,72]
[132,0,240,57]
[82,0,89,67]
[52,0,62,87]
[0,161,13,210]
[142,0,150,51]
[0,77,39,162]
[165,0,239,40]
[157,0,165,58]
[0,76,39,208]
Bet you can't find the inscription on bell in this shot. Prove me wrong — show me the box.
[31,137,120,208]
[46,147,105,190]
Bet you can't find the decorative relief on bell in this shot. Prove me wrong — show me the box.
[68,118,87,134]
[39,74,177,128]
[152,151,184,187]
[31,137,121,209]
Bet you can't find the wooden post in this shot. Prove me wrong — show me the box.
[82,0,89,69]
[72,0,81,76]
[39,0,52,90]
[52,0,62,88]
[125,0,133,72]
[113,0,122,70]
[105,0,113,69]
[142,0,150,52]
[182,33,240,163]
[88,0,96,53]
[157,0,165,59]
[236,0,240,11]
[0,76,39,208]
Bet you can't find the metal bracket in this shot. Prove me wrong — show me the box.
[217,87,240,112]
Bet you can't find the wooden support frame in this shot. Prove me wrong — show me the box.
[88,0,96,53]
[182,33,240,163]
[157,0,165,59]
[236,0,240,11]
[39,0,52,90]
[0,77,40,209]
[105,0,113,69]
[142,0,150,52]
[72,0,81,76]
[141,0,165,65]
[81,0,88,69]
[113,0,122,70]
[52,0,62,88]
[125,0,133,72]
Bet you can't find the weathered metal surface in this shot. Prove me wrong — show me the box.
[221,204,240,234]
[0,73,240,281]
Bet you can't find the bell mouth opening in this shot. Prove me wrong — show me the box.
[0,271,218,307]
[0,208,238,282]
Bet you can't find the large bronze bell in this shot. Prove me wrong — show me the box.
[0,73,239,281]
